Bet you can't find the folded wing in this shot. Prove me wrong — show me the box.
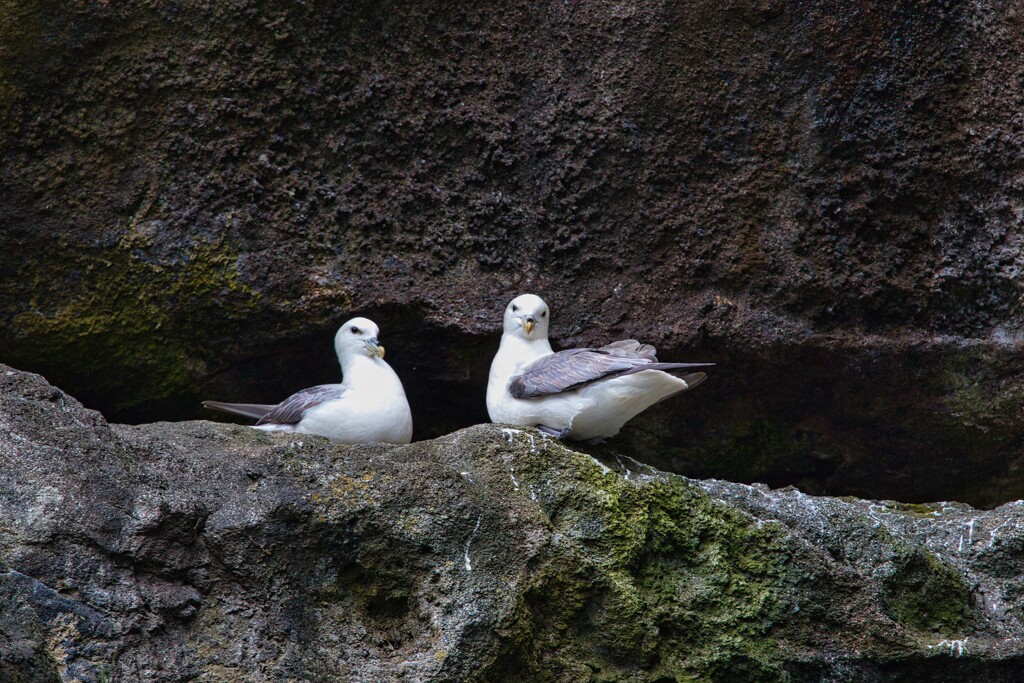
[508,340,714,399]
[256,384,345,425]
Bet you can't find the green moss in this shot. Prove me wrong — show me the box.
[929,354,1024,457]
[942,366,1024,427]
[474,428,982,679]
[882,502,943,518]
[481,437,793,682]
[309,472,380,524]
[5,234,259,411]
[881,547,972,635]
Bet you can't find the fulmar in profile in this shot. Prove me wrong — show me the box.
[487,294,712,442]
[203,317,413,444]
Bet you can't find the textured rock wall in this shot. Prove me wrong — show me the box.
[3,0,1024,505]
[2,364,1024,682]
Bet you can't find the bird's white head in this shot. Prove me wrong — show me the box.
[503,294,550,341]
[335,317,385,361]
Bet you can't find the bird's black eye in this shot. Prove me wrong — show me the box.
[511,304,518,312]
[350,326,360,334]
[540,311,547,318]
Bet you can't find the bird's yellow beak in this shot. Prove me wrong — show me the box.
[366,338,385,358]
[522,319,535,335]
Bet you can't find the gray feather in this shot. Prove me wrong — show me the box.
[598,340,658,360]
[509,342,714,399]
[256,384,345,425]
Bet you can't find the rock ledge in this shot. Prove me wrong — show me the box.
[1,364,1022,682]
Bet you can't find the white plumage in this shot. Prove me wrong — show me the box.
[204,317,413,444]
[487,294,711,441]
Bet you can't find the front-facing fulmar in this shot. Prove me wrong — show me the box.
[487,294,712,441]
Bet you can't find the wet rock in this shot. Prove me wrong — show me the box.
[1,365,1023,681]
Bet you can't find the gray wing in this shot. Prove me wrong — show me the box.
[508,342,714,399]
[256,384,345,426]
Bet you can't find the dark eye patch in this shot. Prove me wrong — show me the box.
[540,311,547,317]
[511,304,519,312]
[350,326,360,334]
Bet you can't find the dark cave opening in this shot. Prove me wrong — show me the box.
[7,312,1022,511]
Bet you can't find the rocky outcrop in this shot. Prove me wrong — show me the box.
[3,0,1024,506]
[2,364,1023,682]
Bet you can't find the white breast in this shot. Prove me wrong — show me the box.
[299,359,413,444]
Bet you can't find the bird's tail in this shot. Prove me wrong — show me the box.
[647,371,708,407]
[641,361,715,374]
[677,372,707,390]
[202,401,276,420]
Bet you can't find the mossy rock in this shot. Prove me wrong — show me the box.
[2,365,1023,681]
